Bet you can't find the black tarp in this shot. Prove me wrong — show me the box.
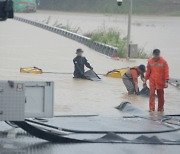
[84,70,101,81]
[139,87,150,97]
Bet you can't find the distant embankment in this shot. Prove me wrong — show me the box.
[39,0,180,16]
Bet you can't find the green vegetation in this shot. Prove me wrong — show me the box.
[85,28,149,58]
[39,0,180,16]
[42,17,80,33]
[54,23,80,33]
[41,16,149,58]
[85,28,127,58]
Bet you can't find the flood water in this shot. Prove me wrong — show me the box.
[0,11,180,154]
[0,11,179,116]
[17,11,180,78]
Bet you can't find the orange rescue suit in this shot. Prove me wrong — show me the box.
[130,67,140,83]
[145,57,169,89]
[145,56,169,111]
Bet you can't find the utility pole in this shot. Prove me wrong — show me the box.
[126,0,132,59]
[117,0,133,59]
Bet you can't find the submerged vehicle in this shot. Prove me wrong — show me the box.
[13,0,36,12]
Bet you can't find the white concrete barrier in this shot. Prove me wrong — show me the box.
[14,16,118,57]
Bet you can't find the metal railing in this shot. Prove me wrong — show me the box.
[14,16,118,57]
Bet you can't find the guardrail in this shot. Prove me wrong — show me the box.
[14,16,118,57]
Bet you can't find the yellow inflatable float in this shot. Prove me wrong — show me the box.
[106,68,128,78]
[20,67,43,74]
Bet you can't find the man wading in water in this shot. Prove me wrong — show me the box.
[122,65,146,95]
[144,49,169,112]
[73,48,93,79]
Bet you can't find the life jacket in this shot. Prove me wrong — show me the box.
[124,67,139,79]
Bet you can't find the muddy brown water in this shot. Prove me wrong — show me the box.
[0,14,179,116]
[17,11,180,79]
[0,12,180,154]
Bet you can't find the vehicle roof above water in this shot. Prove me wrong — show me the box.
[1,115,180,154]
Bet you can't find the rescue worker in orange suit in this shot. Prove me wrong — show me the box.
[144,49,169,112]
[122,65,146,95]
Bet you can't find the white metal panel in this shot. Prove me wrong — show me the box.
[24,81,54,118]
[0,81,54,121]
[25,86,44,113]
[0,81,25,121]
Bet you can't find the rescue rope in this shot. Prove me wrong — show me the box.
[44,72,105,76]
[54,114,98,118]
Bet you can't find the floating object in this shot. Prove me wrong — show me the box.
[169,78,180,88]
[73,70,101,81]
[20,67,72,75]
[139,86,150,97]
[20,67,43,74]
[116,102,144,115]
[106,68,128,78]
[139,86,158,98]
[84,70,101,81]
